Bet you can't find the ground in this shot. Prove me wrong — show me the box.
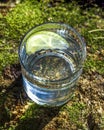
[0,0,104,130]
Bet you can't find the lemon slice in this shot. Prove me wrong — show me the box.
[26,31,69,54]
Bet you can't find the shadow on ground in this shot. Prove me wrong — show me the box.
[15,105,61,130]
[0,63,61,130]
[0,74,24,126]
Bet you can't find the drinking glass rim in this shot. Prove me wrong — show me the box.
[19,22,86,85]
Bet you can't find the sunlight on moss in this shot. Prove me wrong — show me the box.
[0,0,103,74]
[60,102,87,129]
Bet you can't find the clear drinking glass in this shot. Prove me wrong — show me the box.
[19,23,86,106]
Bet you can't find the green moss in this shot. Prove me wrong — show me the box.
[0,40,18,75]
[61,102,87,129]
[0,0,104,74]
[84,57,104,74]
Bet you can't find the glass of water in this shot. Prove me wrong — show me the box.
[19,23,86,106]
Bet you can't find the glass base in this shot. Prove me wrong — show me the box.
[23,76,76,107]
